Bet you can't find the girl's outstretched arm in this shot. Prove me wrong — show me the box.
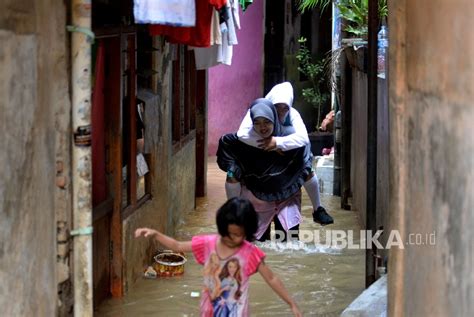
[135,228,192,253]
[258,260,302,317]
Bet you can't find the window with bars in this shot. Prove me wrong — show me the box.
[171,45,197,151]
[121,32,152,218]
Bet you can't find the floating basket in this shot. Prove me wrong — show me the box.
[153,250,187,277]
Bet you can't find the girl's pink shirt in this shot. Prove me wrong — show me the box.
[192,234,266,317]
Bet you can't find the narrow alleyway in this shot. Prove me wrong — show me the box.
[96,158,364,316]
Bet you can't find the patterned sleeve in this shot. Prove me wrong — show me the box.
[191,235,209,265]
[246,244,266,276]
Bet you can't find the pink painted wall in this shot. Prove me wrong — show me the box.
[207,1,264,156]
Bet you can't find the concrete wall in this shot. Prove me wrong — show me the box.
[168,143,196,228]
[123,39,196,290]
[207,1,265,155]
[388,0,474,316]
[0,0,71,315]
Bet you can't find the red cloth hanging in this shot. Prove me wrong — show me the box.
[149,0,226,47]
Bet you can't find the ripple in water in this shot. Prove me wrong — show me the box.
[255,240,343,254]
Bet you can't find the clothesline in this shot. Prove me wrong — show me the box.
[134,0,253,69]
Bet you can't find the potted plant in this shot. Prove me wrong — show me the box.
[298,0,387,36]
[337,0,388,71]
[295,37,333,156]
[338,0,388,38]
[298,0,387,71]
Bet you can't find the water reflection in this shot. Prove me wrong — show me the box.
[97,160,364,316]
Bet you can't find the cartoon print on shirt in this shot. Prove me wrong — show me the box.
[203,253,222,301]
[213,258,242,317]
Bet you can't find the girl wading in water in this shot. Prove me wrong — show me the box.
[135,197,302,316]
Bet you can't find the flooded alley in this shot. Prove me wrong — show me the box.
[96,159,365,316]
[2,1,473,316]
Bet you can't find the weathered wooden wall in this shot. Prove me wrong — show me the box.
[350,69,368,226]
[347,57,389,236]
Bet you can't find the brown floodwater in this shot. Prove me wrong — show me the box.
[97,160,365,316]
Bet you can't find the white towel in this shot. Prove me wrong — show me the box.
[134,0,196,26]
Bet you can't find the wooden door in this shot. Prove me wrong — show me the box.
[92,36,122,307]
[264,0,285,93]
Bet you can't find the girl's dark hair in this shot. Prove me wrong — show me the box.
[216,197,258,242]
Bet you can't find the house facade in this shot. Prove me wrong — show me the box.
[1,0,204,315]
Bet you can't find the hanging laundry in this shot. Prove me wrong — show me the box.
[193,46,221,70]
[149,0,227,48]
[232,0,241,29]
[216,31,234,66]
[216,0,239,65]
[192,8,222,69]
[239,0,253,12]
[193,0,240,69]
[225,0,239,45]
[210,9,222,45]
[134,0,196,26]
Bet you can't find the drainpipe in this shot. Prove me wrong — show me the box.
[69,0,93,315]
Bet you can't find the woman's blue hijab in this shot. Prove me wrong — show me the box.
[248,98,298,137]
[216,98,311,201]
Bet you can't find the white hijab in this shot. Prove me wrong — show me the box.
[264,82,294,134]
[264,82,294,109]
